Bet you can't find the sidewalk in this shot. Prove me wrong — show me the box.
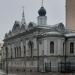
[7,72,74,75]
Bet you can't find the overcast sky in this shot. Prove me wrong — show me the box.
[0,0,65,40]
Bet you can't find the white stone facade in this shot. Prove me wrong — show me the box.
[2,5,75,73]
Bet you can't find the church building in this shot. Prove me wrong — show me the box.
[2,1,75,73]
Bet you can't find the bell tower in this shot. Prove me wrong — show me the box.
[66,0,75,30]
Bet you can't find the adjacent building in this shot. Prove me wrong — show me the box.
[66,0,75,30]
[0,41,3,69]
[2,2,75,74]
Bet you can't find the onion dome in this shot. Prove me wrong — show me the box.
[38,7,46,16]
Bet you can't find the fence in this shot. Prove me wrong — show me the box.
[45,62,75,73]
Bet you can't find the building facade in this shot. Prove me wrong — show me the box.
[2,4,75,73]
[66,0,75,30]
[0,41,3,69]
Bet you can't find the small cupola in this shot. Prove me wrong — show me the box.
[37,0,47,26]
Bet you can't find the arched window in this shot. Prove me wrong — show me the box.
[5,47,8,58]
[16,47,21,57]
[19,47,21,57]
[28,41,34,57]
[70,42,74,53]
[63,42,65,55]
[50,41,54,53]
[14,47,17,58]
[11,48,12,58]
[24,46,26,56]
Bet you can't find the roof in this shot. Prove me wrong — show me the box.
[65,32,75,37]
[4,22,75,40]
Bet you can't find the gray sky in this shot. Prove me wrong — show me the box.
[0,0,65,40]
